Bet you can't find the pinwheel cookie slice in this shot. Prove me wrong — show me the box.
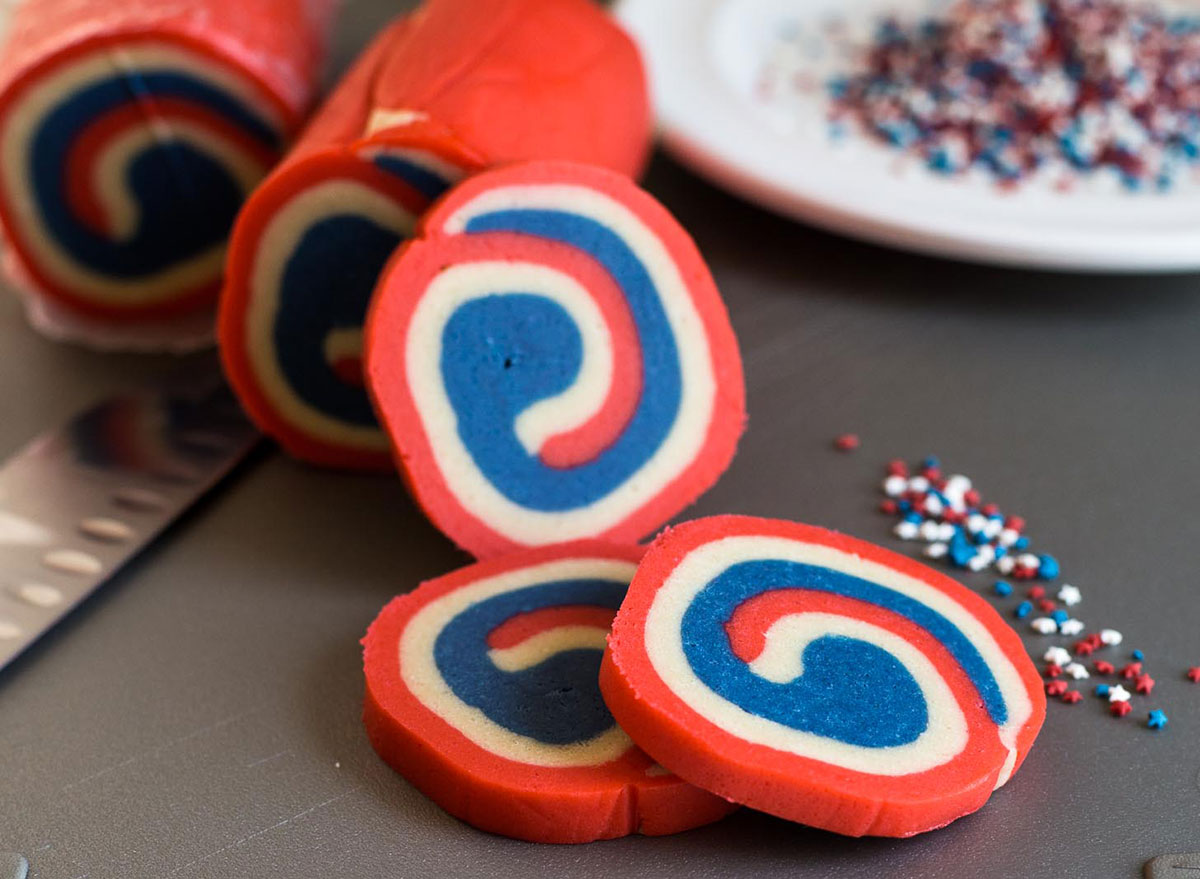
[362,542,736,843]
[0,0,336,343]
[365,160,746,558]
[219,0,651,470]
[600,516,1046,838]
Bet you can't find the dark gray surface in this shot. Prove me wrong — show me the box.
[3,3,1200,877]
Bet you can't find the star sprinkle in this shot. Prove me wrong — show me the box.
[1135,674,1156,696]
[1044,647,1072,667]
[1188,667,1200,683]
[1147,710,1169,731]
[1065,663,1090,681]
[1108,685,1131,703]
[1057,584,1082,606]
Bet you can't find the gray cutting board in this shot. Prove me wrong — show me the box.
[2,1,1199,876]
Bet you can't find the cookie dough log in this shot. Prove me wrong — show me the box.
[0,0,338,348]
[365,161,746,558]
[361,542,737,843]
[600,516,1047,838]
[219,0,652,471]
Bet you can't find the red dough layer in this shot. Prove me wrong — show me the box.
[361,541,736,843]
[0,0,335,321]
[600,516,1047,838]
[361,0,651,177]
[365,160,747,559]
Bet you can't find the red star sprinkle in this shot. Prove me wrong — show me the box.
[1111,701,1133,718]
[1094,661,1115,675]
[879,500,898,515]
[1085,634,1105,649]
[1135,674,1155,695]
[1027,586,1046,600]
[1074,640,1096,657]
[1046,680,1068,697]
[1061,690,1083,704]
[1188,667,1200,683]
[1037,599,1057,613]
[886,459,908,476]
[835,434,860,452]
[1044,664,1062,679]
[1120,662,1143,680]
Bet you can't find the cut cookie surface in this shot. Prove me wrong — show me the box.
[219,0,651,470]
[366,160,746,556]
[0,0,334,332]
[600,516,1046,838]
[361,541,736,844]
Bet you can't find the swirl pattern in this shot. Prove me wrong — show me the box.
[361,541,736,843]
[366,161,746,557]
[221,137,478,470]
[600,516,1046,838]
[0,37,290,318]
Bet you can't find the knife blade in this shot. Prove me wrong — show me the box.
[0,361,260,672]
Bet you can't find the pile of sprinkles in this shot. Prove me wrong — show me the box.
[878,454,1175,731]
[827,0,1200,190]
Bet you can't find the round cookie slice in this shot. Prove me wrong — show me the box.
[600,516,1046,838]
[362,541,737,844]
[366,160,746,557]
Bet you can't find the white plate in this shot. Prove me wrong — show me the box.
[617,0,1200,272]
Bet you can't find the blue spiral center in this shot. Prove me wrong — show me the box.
[680,560,1008,748]
[271,156,452,426]
[32,69,279,279]
[440,209,681,511]
[433,577,626,746]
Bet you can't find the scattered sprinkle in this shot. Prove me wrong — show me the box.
[1065,662,1090,681]
[1044,646,1072,666]
[1046,680,1069,697]
[1031,617,1058,634]
[1120,662,1144,680]
[1147,709,1169,730]
[825,0,1200,191]
[834,433,861,452]
[1058,584,1082,606]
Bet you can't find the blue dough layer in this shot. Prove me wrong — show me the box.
[679,560,1008,748]
[31,70,279,279]
[443,209,681,512]
[271,159,453,425]
[434,577,627,746]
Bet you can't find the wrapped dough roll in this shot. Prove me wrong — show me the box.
[219,0,651,470]
[0,0,338,344]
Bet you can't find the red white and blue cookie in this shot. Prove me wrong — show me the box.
[361,541,736,843]
[600,516,1046,838]
[219,0,651,470]
[0,0,335,335]
[366,160,746,556]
